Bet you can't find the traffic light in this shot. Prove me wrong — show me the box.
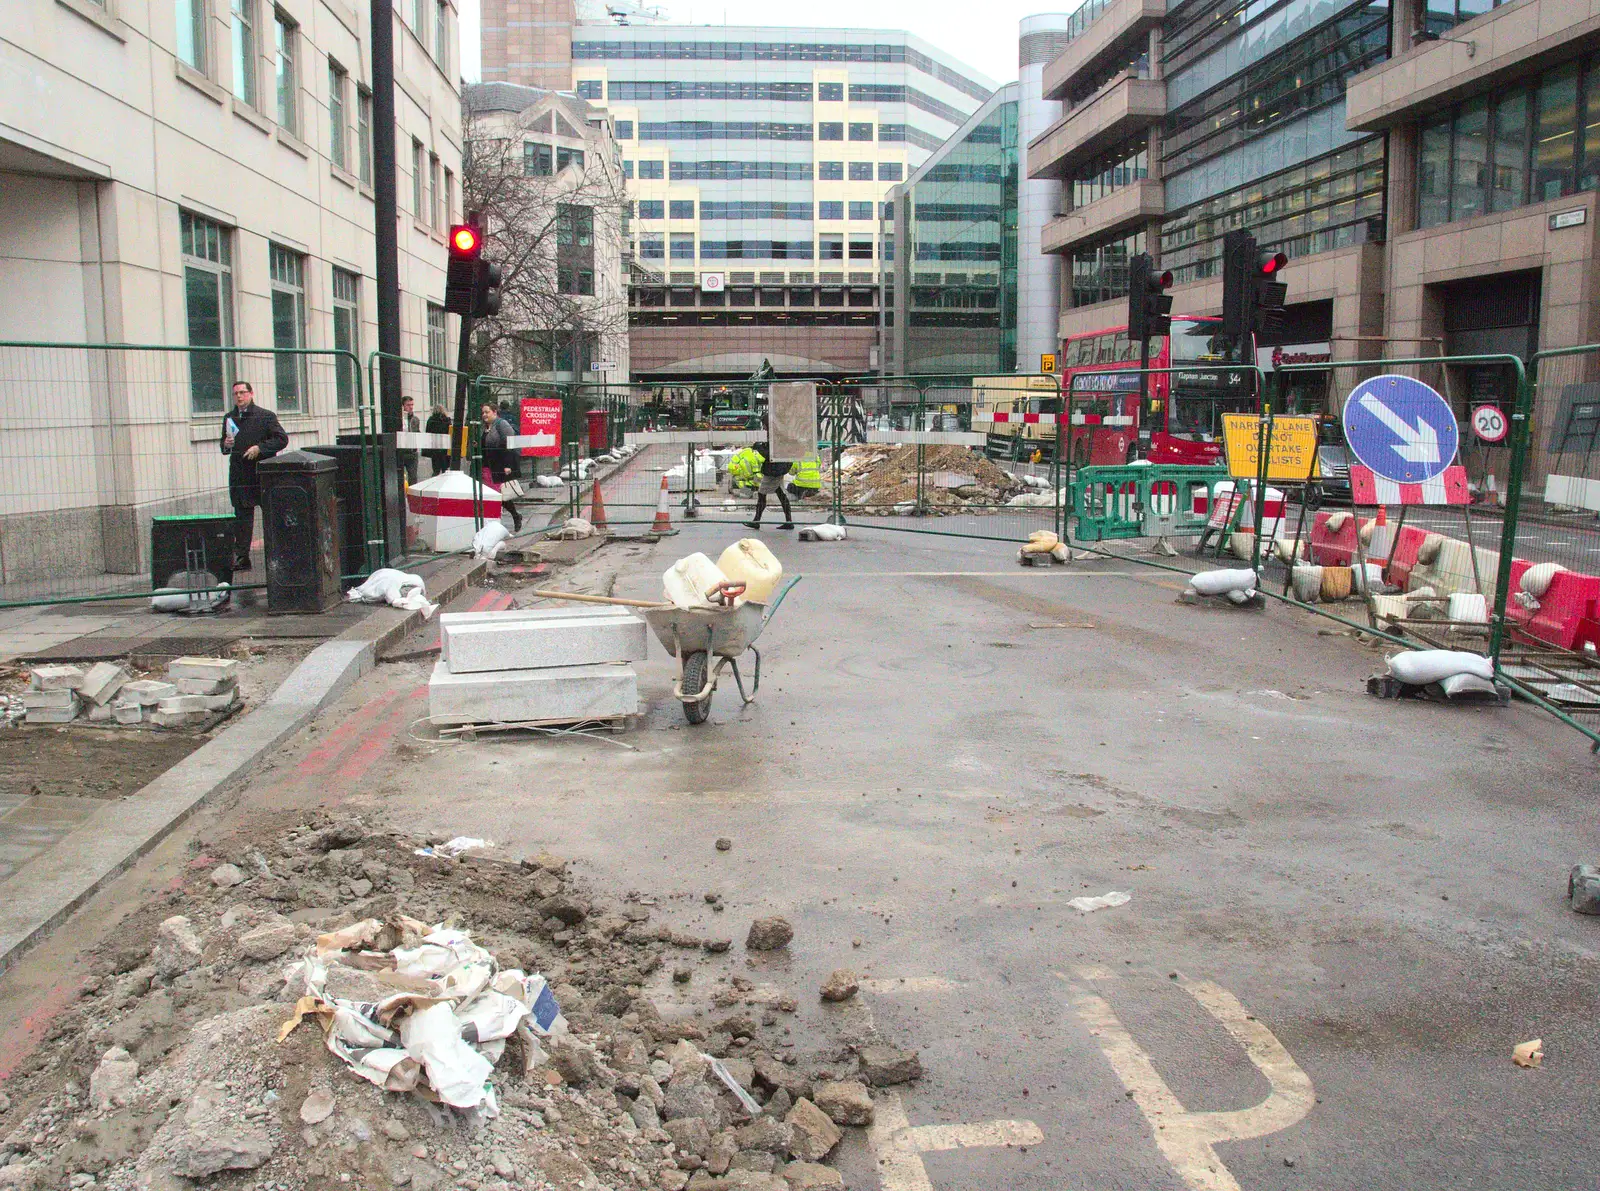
[444,220,502,318]
[444,223,482,316]
[1127,252,1173,344]
[1220,230,1288,350]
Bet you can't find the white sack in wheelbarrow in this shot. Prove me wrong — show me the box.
[1387,649,1494,685]
[1187,568,1258,596]
[346,568,438,619]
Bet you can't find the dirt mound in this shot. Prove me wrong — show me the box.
[826,444,1026,513]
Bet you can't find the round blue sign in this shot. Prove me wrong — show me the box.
[1340,374,1460,485]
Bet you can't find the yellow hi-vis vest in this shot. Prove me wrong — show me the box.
[728,447,764,487]
[789,457,822,491]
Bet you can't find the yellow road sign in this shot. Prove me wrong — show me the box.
[1221,414,1321,481]
[1041,353,1057,374]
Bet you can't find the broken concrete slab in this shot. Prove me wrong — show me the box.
[176,675,238,695]
[441,609,648,675]
[427,659,638,726]
[158,694,211,714]
[30,664,85,691]
[23,689,78,710]
[167,657,240,682]
[80,661,129,706]
[25,698,79,724]
[120,680,177,706]
[111,701,145,725]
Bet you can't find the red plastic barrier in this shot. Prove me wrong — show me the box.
[1309,511,1358,566]
[1522,571,1600,650]
[1387,525,1429,588]
[1504,560,1537,629]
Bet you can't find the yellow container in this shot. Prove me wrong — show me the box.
[716,538,783,604]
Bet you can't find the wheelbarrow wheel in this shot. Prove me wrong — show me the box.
[682,651,712,724]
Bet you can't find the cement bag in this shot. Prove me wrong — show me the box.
[798,523,847,541]
[347,568,437,619]
[1417,532,1446,565]
[1189,568,1258,596]
[1448,592,1489,624]
[550,517,595,541]
[664,553,731,609]
[1291,565,1323,603]
[1351,562,1385,594]
[1230,532,1255,561]
[1321,566,1353,601]
[717,539,782,603]
[1050,542,1070,563]
[1022,530,1059,554]
[472,521,511,560]
[1324,511,1352,532]
[1521,562,1566,599]
[1388,649,1494,685]
[1008,492,1054,508]
[1440,671,1501,699]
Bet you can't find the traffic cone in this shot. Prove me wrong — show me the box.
[650,474,678,535]
[589,479,609,533]
[1367,505,1390,566]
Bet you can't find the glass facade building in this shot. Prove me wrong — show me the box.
[889,84,1020,375]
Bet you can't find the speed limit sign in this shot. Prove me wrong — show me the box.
[1472,404,1508,443]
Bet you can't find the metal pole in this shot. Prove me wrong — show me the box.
[1138,334,1151,460]
[449,316,476,470]
[1250,404,1272,574]
[1490,362,1534,663]
[370,0,401,433]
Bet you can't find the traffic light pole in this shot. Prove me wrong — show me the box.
[370,0,401,433]
[450,315,476,472]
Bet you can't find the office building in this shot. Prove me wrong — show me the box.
[1,0,460,586]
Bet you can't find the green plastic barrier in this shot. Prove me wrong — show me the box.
[1071,465,1226,542]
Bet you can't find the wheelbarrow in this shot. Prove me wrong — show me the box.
[529,577,801,724]
[642,576,801,723]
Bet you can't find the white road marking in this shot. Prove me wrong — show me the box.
[1061,968,1314,1191]
[869,1089,1043,1191]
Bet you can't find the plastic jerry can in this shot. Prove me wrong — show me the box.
[663,552,732,608]
[717,538,783,604]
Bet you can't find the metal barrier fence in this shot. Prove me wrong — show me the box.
[0,341,366,607]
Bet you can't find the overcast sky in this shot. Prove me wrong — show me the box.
[457,0,1082,88]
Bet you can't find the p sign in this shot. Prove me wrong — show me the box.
[1041,353,1057,374]
[1472,404,1508,444]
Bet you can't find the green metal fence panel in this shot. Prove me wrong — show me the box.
[0,341,362,608]
[1070,465,1226,542]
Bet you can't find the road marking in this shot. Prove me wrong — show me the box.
[1061,968,1314,1191]
[860,977,960,994]
[869,1089,1043,1191]
[788,570,1141,578]
[298,689,402,775]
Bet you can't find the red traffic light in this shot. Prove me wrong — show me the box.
[1258,250,1288,275]
[1156,269,1174,289]
[449,224,481,257]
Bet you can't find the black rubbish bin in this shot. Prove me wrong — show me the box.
[304,444,368,580]
[258,449,342,613]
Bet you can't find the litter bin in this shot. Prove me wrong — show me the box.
[304,444,368,581]
[587,408,608,454]
[258,449,342,613]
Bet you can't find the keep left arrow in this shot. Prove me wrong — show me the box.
[1358,393,1440,464]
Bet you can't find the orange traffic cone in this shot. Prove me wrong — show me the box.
[650,474,678,535]
[589,479,609,533]
[1367,505,1390,565]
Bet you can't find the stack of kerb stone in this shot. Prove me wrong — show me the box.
[22,656,241,728]
[427,606,647,728]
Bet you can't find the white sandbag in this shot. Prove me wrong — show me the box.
[1274,538,1304,564]
[1021,474,1051,489]
[534,475,564,488]
[1050,542,1070,563]
[151,579,230,613]
[1008,492,1055,508]
[1225,587,1257,605]
[663,552,732,609]
[1405,584,1437,600]
[1520,561,1566,598]
[1291,565,1322,603]
[472,521,511,560]
[550,517,595,540]
[347,568,437,619]
[1351,562,1385,594]
[1448,592,1488,624]
[1324,511,1351,532]
[1358,517,1376,545]
[1387,649,1494,685]
[1021,529,1059,554]
[1439,671,1501,698]
[798,523,847,542]
[1189,568,1258,596]
[1417,532,1446,565]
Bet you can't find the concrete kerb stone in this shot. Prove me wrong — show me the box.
[0,555,488,974]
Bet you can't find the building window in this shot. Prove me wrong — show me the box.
[849,122,874,142]
[1536,63,1579,201]
[819,161,844,180]
[818,201,843,220]
[623,160,634,178]
[1071,229,1144,308]
[429,153,442,229]
[177,0,207,72]
[412,139,425,217]
[669,199,695,219]
[849,201,873,220]
[558,203,594,248]
[180,210,234,414]
[879,162,903,181]
[230,0,257,104]
[524,142,552,175]
[1069,137,1148,208]
[818,122,843,141]
[616,119,634,139]
[357,87,373,182]
[273,9,297,133]
[819,233,844,260]
[638,159,664,179]
[559,266,596,294]
[1424,0,1509,33]
[818,81,843,102]
[412,0,427,47]
[557,146,585,171]
[435,0,449,69]
[849,236,873,260]
[883,233,894,261]
[331,268,360,409]
[1451,98,1489,222]
[427,304,447,406]
[638,200,664,219]
[576,79,602,99]
[268,243,307,412]
[443,167,455,225]
[670,232,695,260]
[846,161,872,181]
[640,233,665,259]
[328,61,348,171]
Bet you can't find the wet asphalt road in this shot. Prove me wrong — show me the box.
[265,520,1599,1189]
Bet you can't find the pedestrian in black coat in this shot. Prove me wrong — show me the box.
[219,380,289,570]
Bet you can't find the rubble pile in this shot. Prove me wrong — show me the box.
[0,816,920,1191]
[824,445,1025,515]
[21,657,242,730]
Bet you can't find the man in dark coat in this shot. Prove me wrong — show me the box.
[424,405,451,476]
[219,380,289,571]
[743,441,794,531]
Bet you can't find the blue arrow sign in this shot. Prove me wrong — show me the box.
[1340,374,1460,485]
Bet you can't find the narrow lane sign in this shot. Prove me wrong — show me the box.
[1340,374,1459,485]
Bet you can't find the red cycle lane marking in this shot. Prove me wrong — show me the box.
[298,689,402,776]
[0,978,87,1082]
[333,688,426,784]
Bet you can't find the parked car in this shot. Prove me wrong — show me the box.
[1311,417,1352,506]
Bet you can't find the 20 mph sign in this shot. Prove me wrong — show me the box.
[1472,404,1508,443]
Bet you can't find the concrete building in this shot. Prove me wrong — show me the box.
[480,7,997,379]
[462,83,630,383]
[1,0,461,589]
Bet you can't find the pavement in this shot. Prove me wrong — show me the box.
[4,510,1600,1187]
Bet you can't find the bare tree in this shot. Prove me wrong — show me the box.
[460,102,630,378]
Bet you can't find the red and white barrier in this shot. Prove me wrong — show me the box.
[1350,464,1469,506]
[406,471,501,552]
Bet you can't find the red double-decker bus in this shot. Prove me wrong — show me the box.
[1056,315,1256,466]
